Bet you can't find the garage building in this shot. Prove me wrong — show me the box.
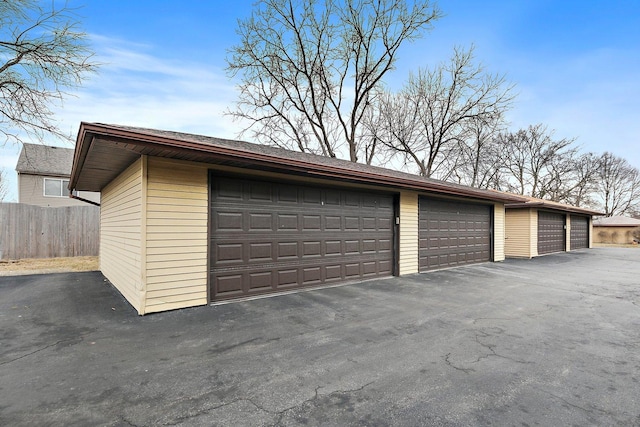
[70,123,527,314]
[504,197,600,258]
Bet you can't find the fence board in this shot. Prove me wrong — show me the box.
[0,203,100,260]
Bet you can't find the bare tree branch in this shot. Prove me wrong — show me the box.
[226,0,441,163]
[0,0,97,146]
[368,45,515,177]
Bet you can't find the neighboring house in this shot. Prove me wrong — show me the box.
[593,216,640,244]
[16,143,100,207]
[69,123,531,315]
[504,196,601,259]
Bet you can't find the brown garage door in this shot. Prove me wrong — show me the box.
[538,211,565,254]
[570,215,589,250]
[419,197,492,271]
[209,175,395,301]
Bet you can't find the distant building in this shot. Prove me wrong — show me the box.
[593,215,640,244]
[15,143,100,207]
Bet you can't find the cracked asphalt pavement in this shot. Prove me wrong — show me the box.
[1,248,639,426]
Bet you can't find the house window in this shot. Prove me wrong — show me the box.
[44,178,70,197]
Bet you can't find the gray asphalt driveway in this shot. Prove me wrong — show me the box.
[1,248,639,426]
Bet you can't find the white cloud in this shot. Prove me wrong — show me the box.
[59,35,246,137]
[0,35,247,202]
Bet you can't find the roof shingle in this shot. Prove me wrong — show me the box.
[593,216,640,227]
[15,143,74,176]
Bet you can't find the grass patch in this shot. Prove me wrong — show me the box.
[0,256,99,274]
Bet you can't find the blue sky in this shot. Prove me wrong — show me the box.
[2,0,639,201]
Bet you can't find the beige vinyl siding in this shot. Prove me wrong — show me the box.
[505,208,534,258]
[18,173,92,207]
[493,203,505,261]
[530,209,539,257]
[565,216,571,252]
[100,158,144,313]
[143,157,208,313]
[588,218,593,248]
[399,191,419,275]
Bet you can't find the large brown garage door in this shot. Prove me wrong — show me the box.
[210,175,395,301]
[419,197,492,271]
[537,211,565,254]
[570,215,589,250]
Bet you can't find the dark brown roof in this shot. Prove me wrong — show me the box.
[69,122,524,203]
[504,194,602,216]
[16,143,74,176]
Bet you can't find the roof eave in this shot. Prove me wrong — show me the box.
[69,122,94,190]
[505,202,602,216]
[69,123,524,203]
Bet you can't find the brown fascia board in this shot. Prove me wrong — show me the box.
[504,201,602,216]
[69,123,96,190]
[70,122,524,203]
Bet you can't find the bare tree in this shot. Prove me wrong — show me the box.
[364,87,425,170]
[542,151,599,207]
[227,0,441,163]
[0,0,96,145]
[369,46,514,177]
[497,124,578,198]
[594,152,640,216]
[450,115,505,188]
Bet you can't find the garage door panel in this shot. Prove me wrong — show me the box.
[363,261,378,275]
[325,240,342,255]
[277,185,298,203]
[215,212,244,231]
[210,175,395,301]
[249,213,272,230]
[278,269,298,286]
[303,215,321,230]
[277,241,298,259]
[249,271,273,289]
[249,242,272,261]
[249,182,272,201]
[325,216,341,230]
[379,259,392,274]
[303,267,322,284]
[378,239,392,251]
[326,265,342,280]
[217,180,243,199]
[278,214,298,230]
[345,263,360,278]
[302,241,321,257]
[419,197,492,271]
[214,243,243,263]
[215,274,244,295]
[303,187,322,204]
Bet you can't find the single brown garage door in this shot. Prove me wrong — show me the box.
[538,211,565,254]
[570,215,589,250]
[209,175,395,301]
[419,197,492,271]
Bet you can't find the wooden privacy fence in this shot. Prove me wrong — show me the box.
[0,203,100,260]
